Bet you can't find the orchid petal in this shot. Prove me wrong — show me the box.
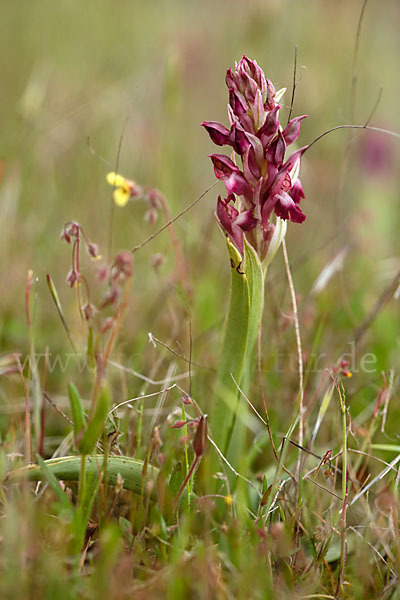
[202,121,231,146]
[282,115,307,145]
[274,192,306,223]
[210,154,238,179]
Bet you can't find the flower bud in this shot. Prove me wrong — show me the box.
[193,415,208,458]
[86,242,101,260]
[99,286,119,310]
[171,420,187,429]
[82,301,97,321]
[96,264,110,282]
[99,316,114,334]
[66,269,78,287]
[151,253,165,270]
[0,353,20,376]
[145,207,158,226]
[61,222,80,244]
[112,251,133,281]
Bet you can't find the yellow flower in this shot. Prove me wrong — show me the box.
[106,172,135,207]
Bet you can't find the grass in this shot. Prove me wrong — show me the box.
[1,1,400,598]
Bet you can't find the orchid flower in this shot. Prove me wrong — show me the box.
[202,55,307,261]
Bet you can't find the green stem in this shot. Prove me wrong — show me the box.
[181,403,191,508]
[337,381,348,597]
[211,237,264,474]
[136,398,144,459]
[78,454,86,508]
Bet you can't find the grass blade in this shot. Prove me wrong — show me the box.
[78,386,110,455]
[68,382,87,446]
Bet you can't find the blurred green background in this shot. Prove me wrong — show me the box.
[1,0,399,428]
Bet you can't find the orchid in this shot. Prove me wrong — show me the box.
[203,57,310,468]
[202,55,307,260]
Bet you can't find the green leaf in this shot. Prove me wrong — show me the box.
[68,382,87,445]
[324,534,355,563]
[87,327,96,370]
[371,444,400,453]
[36,454,72,513]
[243,238,265,357]
[310,383,334,444]
[71,465,100,552]
[119,517,133,544]
[212,237,250,459]
[8,455,157,497]
[168,461,184,498]
[78,386,110,455]
[92,524,122,595]
[238,238,265,409]
[211,236,264,471]
[7,455,191,507]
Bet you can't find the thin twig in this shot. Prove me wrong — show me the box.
[282,238,304,561]
[257,325,279,461]
[305,124,400,156]
[157,192,192,296]
[381,369,394,434]
[150,362,176,430]
[108,113,131,261]
[43,391,73,425]
[131,181,218,255]
[46,274,77,353]
[15,354,33,463]
[335,379,349,596]
[287,45,298,124]
[207,435,261,496]
[364,87,383,127]
[350,453,400,506]
[188,321,193,398]
[108,359,192,385]
[87,136,114,168]
[350,0,369,125]
[230,373,267,427]
[282,240,304,449]
[354,267,400,345]
[348,526,396,578]
[107,383,187,418]
[148,333,215,371]
[303,476,342,501]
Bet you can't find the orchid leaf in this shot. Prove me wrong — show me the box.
[241,238,265,386]
[6,455,190,506]
[68,382,87,446]
[36,454,72,513]
[212,236,250,461]
[78,386,110,455]
[212,236,264,471]
[7,455,152,495]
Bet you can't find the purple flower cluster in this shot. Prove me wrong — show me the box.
[202,55,307,258]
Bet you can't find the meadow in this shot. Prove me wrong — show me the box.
[1,1,400,598]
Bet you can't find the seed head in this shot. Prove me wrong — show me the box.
[193,415,208,458]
